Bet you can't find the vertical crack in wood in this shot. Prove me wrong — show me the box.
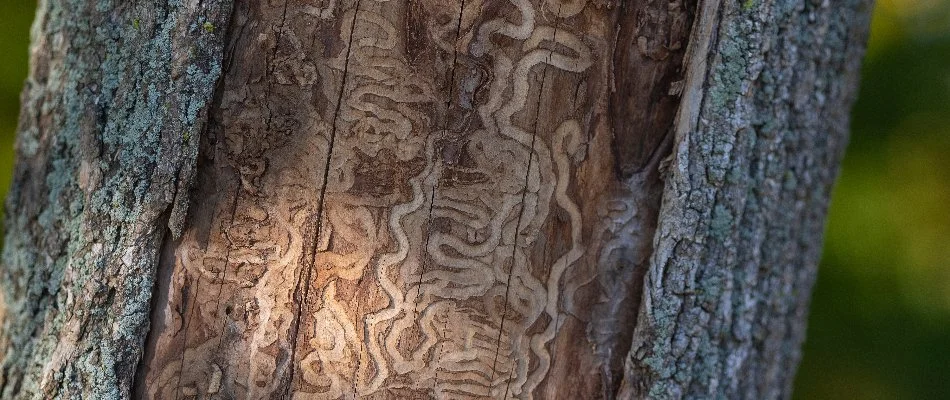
[410,0,467,325]
[171,2,281,398]
[283,1,363,397]
[491,5,564,392]
[396,3,469,393]
[173,191,240,400]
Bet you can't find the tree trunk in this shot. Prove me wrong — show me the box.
[0,0,871,399]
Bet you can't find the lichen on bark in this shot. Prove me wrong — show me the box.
[620,0,872,398]
[0,1,233,398]
[0,0,873,398]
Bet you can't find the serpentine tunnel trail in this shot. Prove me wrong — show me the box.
[137,0,692,398]
[0,0,872,397]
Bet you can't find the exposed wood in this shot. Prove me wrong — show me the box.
[0,0,872,399]
[138,0,694,398]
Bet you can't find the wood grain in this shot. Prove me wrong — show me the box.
[138,0,692,398]
[0,0,872,398]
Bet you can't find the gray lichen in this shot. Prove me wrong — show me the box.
[620,0,872,398]
[0,0,233,398]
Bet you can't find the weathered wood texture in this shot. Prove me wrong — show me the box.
[0,0,871,399]
[137,0,693,398]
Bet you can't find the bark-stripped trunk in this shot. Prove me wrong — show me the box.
[0,0,871,399]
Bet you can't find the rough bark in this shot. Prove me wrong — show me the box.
[0,0,871,399]
[0,1,232,398]
[619,0,872,397]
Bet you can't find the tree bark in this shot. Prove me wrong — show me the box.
[0,0,871,399]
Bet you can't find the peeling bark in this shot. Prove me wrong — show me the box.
[0,0,871,399]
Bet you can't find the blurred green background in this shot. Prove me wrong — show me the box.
[0,1,948,398]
